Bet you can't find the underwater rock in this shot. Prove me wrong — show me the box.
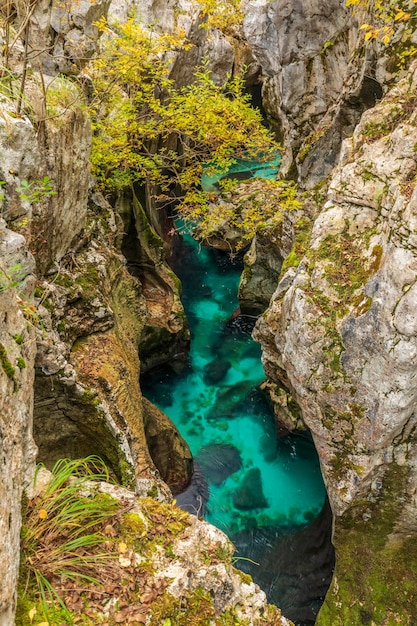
[208,380,255,419]
[175,462,209,517]
[196,443,242,486]
[203,359,231,385]
[233,468,268,510]
[224,313,258,336]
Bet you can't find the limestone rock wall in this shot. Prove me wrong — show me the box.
[116,190,190,373]
[0,3,193,622]
[242,0,388,184]
[108,0,235,87]
[0,86,91,273]
[254,62,417,624]
[0,223,37,626]
[30,0,111,75]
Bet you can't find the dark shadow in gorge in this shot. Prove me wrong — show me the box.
[233,497,335,626]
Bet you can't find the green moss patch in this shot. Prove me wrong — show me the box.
[0,342,17,390]
[304,227,383,377]
[280,217,313,274]
[318,463,417,626]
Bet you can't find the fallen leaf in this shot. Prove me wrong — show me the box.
[128,614,146,623]
[140,591,157,604]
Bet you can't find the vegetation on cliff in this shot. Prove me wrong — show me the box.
[17,458,288,626]
[90,17,294,245]
[348,0,417,64]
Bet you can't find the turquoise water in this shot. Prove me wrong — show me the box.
[141,228,325,538]
[201,153,281,192]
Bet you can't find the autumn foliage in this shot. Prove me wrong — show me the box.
[90,17,292,243]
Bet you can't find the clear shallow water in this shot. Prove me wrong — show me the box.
[201,153,281,192]
[141,227,325,538]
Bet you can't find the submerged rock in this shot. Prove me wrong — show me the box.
[208,380,255,419]
[175,462,210,517]
[233,468,268,510]
[203,359,231,385]
[196,443,242,486]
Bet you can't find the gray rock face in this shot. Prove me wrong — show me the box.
[243,0,351,175]
[256,63,417,513]
[0,224,37,626]
[239,220,293,315]
[0,91,91,273]
[32,0,111,75]
[241,0,394,187]
[108,0,234,86]
[254,62,417,622]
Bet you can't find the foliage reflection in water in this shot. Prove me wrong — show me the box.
[141,227,326,538]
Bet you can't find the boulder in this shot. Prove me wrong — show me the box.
[233,468,268,510]
[203,359,231,385]
[196,443,242,486]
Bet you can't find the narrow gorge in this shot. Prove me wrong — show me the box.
[1,1,417,625]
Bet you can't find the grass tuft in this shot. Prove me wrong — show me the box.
[20,456,119,624]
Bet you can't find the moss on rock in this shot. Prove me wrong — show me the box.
[317,463,417,626]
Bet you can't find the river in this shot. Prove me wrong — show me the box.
[141,222,333,625]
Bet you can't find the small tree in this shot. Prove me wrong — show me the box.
[90,18,290,242]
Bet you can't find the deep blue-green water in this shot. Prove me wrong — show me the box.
[141,227,325,538]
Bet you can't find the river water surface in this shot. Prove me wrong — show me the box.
[141,224,331,623]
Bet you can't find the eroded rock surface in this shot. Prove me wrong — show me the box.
[242,0,391,185]
[143,397,193,495]
[254,62,417,624]
[239,220,293,315]
[0,223,37,626]
[31,0,111,75]
[19,475,293,626]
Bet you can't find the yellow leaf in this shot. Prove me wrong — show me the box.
[118,541,128,553]
[360,23,371,30]
[364,31,374,41]
[28,607,36,623]
[38,509,48,520]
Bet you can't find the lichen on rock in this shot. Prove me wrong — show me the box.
[0,222,37,626]
[254,59,417,624]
